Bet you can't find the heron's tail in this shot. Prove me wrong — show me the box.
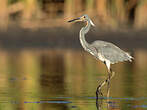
[126,52,134,62]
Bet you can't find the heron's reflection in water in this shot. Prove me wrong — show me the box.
[96,96,119,110]
[96,96,103,110]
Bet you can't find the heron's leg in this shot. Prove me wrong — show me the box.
[96,75,109,97]
[96,68,115,97]
[107,68,115,98]
[107,71,111,98]
[96,67,115,99]
[96,81,105,97]
[96,61,109,97]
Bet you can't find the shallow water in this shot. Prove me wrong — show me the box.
[0,49,147,110]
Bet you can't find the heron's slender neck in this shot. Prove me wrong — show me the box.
[80,20,91,50]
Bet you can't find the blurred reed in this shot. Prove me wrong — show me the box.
[0,0,147,29]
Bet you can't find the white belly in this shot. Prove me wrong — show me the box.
[98,53,105,62]
[98,53,111,70]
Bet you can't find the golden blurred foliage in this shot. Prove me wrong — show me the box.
[0,0,147,29]
[0,0,9,30]
[22,0,40,20]
[134,0,147,29]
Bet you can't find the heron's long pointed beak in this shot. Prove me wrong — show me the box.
[68,17,80,22]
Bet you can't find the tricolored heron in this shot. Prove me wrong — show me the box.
[68,14,133,97]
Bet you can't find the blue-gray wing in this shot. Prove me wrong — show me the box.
[91,41,133,64]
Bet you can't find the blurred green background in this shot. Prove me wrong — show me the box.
[0,0,147,110]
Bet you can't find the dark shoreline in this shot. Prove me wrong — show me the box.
[0,26,147,50]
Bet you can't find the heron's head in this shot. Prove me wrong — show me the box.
[68,14,95,26]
